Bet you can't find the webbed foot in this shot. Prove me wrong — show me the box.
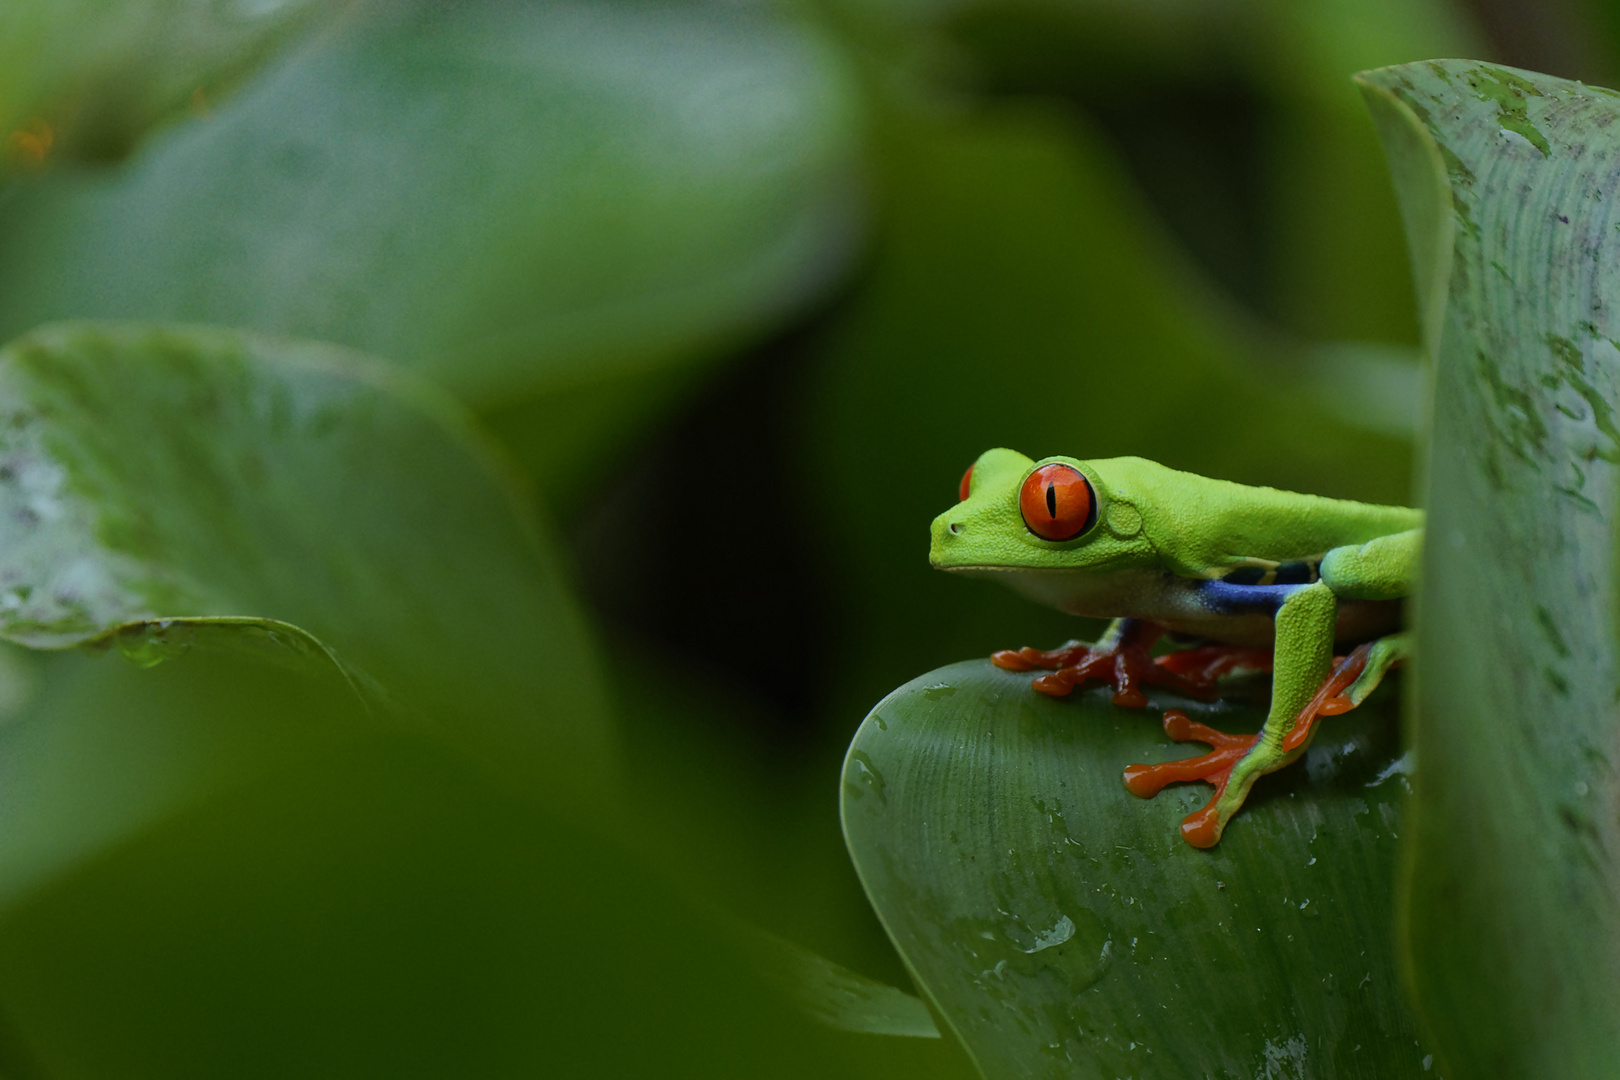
[992,620,1270,708]
[1124,635,1409,848]
[1122,711,1266,848]
[990,635,1169,707]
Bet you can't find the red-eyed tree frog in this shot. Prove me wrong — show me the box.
[930,450,1421,848]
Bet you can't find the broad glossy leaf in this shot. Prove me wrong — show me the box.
[0,321,613,800]
[843,661,1431,1077]
[1358,61,1620,1077]
[0,0,862,407]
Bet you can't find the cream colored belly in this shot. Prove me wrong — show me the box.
[956,566,1404,649]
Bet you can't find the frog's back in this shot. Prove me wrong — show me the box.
[1089,457,1422,577]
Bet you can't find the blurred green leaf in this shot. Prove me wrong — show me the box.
[0,327,922,1077]
[0,0,864,407]
[0,640,875,1078]
[1359,60,1620,1077]
[843,661,1429,1077]
[0,321,613,802]
[1246,0,1482,344]
[917,0,1480,340]
[605,660,983,1080]
[0,0,347,165]
[743,925,941,1037]
[0,627,377,912]
[603,640,991,1080]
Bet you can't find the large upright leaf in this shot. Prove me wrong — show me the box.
[0,321,613,800]
[1359,61,1620,1077]
[843,662,1430,1077]
[0,0,862,405]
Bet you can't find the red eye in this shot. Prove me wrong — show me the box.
[1019,464,1094,541]
[958,465,974,502]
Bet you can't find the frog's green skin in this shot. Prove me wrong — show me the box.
[930,449,1422,843]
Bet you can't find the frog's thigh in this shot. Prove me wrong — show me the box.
[1319,528,1421,601]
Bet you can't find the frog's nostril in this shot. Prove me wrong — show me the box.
[948,521,964,535]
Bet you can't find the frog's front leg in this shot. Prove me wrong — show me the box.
[992,618,1269,708]
[993,618,1166,707]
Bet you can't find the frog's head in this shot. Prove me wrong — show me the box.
[929,449,1154,575]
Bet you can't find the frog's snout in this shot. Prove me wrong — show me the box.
[928,511,965,568]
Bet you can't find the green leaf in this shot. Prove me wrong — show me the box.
[0,323,918,1077]
[0,321,613,801]
[0,0,343,165]
[0,641,880,1077]
[0,0,862,407]
[742,926,941,1038]
[843,661,1431,1077]
[0,626,380,910]
[1357,60,1620,1078]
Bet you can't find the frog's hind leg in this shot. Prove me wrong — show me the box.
[1265,527,1416,749]
[1123,580,1339,848]
[1281,631,1410,753]
[1125,631,1409,845]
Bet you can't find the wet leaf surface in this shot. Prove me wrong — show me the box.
[1359,60,1620,1077]
[843,660,1432,1078]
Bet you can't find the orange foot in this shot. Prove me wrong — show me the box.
[1123,711,1258,848]
[992,620,1271,708]
[1120,643,1377,848]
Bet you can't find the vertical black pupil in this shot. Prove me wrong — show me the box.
[1045,482,1057,518]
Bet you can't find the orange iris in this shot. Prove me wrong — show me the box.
[1019,464,1093,540]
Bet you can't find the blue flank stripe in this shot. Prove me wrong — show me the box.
[1195,579,1305,615]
